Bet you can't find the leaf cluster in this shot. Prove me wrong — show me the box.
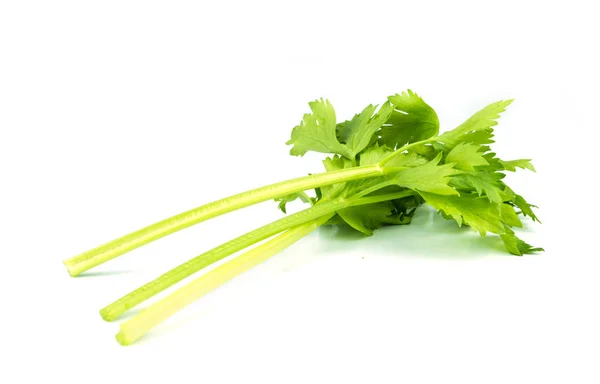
[284,90,542,255]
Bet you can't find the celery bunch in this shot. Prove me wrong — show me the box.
[64,90,542,345]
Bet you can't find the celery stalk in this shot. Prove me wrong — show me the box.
[116,215,332,345]
[63,164,385,276]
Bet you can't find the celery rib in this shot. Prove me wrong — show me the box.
[63,164,384,276]
[116,215,332,346]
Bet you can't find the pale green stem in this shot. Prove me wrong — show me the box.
[116,215,334,346]
[352,181,397,199]
[64,164,385,276]
[101,190,416,321]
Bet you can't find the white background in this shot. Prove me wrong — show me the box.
[1,1,598,383]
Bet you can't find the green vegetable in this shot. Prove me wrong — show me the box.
[100,190,416,321]
[64,90,542,345]
[116,215,334,345]
[63,164,386,276]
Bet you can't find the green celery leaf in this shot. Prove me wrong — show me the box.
[337,201,412,236]
[501,186,541,223]
[437,99,513,148]
[450,171,505,203]
[323,154,353,172]
[275,192,314,214]
[501,229,544,255]
[500,203,523,228]
[338,102,395,158]
[420,192,506,236]
[500,159,536,172]
[287,99,352,159]
[336,105,376,145]
[513,194,541,223]
[387,152,431,168]
[499,184,516,201]
[377,90,439,149]
[391,194,423,213]
[481,152,504,171]
[324,214,347,226]
[446,143,489,171]
[459,128,496,146]
[358,144,429,168]
[392,153,461,195]
[358,143,394,166]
